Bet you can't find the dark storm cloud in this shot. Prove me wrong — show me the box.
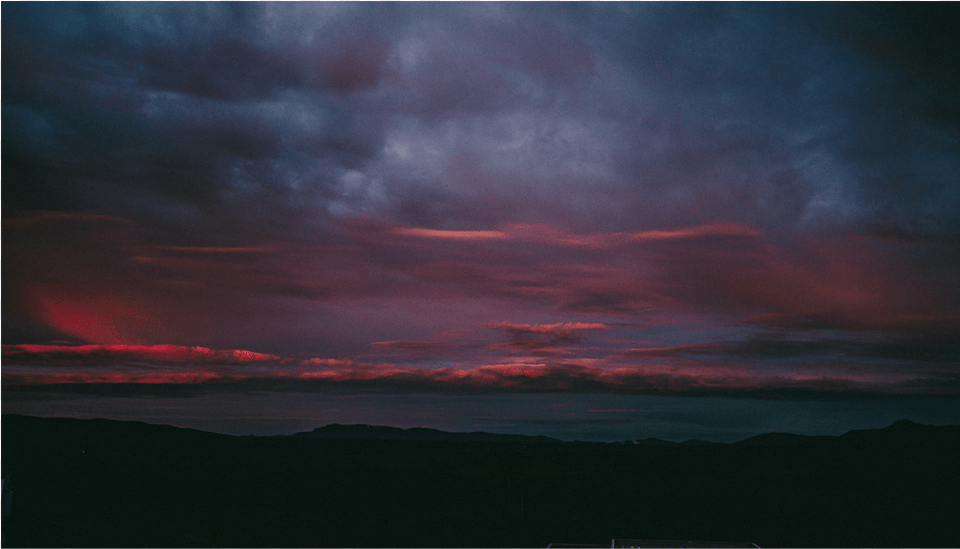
[2,2,393,247]
[585,3,960,238]
[6,3,958,240]
[804,3,960,240]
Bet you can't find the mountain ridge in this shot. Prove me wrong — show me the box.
[4,413,958,445]
[3,414,959,548]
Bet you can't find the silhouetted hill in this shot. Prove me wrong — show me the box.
[2,414,959,548]
[735,419,960,447]
[838,418,960,445]
[291,423,562,442]
[619,437,718,445]
[735,432,828,446]
[678,439,719,445]
[628,437,675,445]
[1,414,234,467]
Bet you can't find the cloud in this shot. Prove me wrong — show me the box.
[1,344,287,388]
[488,321,606,342]
[620,335,960,364]
[5,358,954,400]
[4,2,958,419]
[371,340,446,351]
[392,227,510,240]
[479,322,608,357]
[5,340,957,400]
[625,222,764,243]
[6,2,958,241]
[2,344,283,366]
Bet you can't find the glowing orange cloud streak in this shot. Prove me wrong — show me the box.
[625,222,763,242]
[392,227,510,240]
[388,222,763,249]
[490,322,607,334]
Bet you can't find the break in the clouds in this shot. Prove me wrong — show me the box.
[3,3,959,438]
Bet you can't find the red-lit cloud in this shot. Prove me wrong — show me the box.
[483,321,608,356]
[3,344,283,365]
[488,322,607,340]
[3,341,956,398]
[6,212,956,369]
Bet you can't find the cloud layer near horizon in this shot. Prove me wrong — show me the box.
[4,330,958,399]
[4,3,959,407]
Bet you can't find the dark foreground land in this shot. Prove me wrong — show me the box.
[2,415,959,548]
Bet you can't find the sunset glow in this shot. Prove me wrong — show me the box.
[3,3,958,441]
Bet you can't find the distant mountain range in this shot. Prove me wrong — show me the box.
[3,414,957,445]
[289,423,563,442]
[733,418,960,446]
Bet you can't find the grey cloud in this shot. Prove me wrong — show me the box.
[5,2,959,305]
[8,3,957,242]
[3,3,392,243]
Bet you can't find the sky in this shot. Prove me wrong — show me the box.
[3,2,960,442]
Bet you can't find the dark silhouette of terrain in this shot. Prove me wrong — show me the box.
[2,414,958,548]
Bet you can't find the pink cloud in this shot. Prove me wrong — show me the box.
[651,230,956,332]
[5,343,951,397]
[2,344,283,365]
[488,321,607,338]
[481,321,609,356]
[8,211,953,368]
[3,372,228,385]
[8,215,775,356]
[297,357,356,368]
